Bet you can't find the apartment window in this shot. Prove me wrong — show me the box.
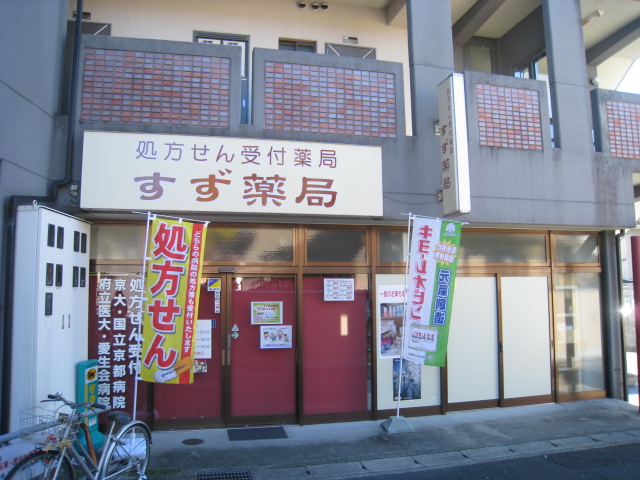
[464,37,497,74]
[279,39,316,53]
[195,32,248,76]
[325,43,375,59]
[515,53,547,81]
[515,52,554,146]
[195,31,250,124]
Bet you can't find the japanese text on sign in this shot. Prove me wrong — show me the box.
[324,278,355,301]
[91,275,144,410]
[141,218,207,384]
[437,74,470,216]
[81,132,383,217]
[401,217,462,367]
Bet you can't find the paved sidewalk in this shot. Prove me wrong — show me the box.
[146,398,640,479]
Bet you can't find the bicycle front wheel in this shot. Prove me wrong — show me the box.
[99,422,151,480]
[5,450,74,480]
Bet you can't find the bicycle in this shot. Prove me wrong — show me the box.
[6,393,151,480]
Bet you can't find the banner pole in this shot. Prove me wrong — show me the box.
[395,214,413,418]
[381,214,415,433]
[132,212,153,421]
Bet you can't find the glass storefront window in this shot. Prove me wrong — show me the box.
[90,225,144,260]
[555,235,599,263]
[306,229,366,263]
[554,272,605,394]
[459,233,547,263]
[378,230,408,263]
[204,227,293,262]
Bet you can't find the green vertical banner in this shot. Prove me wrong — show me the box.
[401,217,462,367]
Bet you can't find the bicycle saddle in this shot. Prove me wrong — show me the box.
[107,411,132,425]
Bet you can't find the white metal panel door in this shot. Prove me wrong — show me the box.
[447,276,499,404]
[501,276,552,400]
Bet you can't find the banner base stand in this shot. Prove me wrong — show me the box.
[381,416,415,434]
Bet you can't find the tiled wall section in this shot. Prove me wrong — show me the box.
[81,48,231,127]
[607,101,640,159]
[476,84,543,150]
[264,62,396,138]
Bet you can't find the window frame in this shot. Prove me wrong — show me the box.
[279,38,317,53]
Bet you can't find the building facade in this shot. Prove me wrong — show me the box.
[2,0,640,432]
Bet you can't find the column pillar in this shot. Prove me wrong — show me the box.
[406,0,454,137]
[542,0,593,152]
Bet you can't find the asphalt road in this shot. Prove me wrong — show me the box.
[361,443,640,480]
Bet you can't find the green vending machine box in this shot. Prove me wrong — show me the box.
[77,359,105,450]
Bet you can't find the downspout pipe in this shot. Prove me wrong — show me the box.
[601,231,624,400]
[631,236,640,413]
[616,230,628,401]
[0,0,83,434]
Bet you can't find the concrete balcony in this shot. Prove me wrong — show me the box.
[75,34,640,228]
[77,34,404,149]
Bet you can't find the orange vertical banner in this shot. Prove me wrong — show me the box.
[140,218,207,384]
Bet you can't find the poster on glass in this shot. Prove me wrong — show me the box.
[251,301,283,325]
[378,285,405,359]
[260,325,292,349]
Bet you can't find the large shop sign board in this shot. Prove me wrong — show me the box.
[81,131,383,217]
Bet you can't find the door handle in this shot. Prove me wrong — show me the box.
[225,334,232,366]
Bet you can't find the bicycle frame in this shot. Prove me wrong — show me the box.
[7,394,150,480]
[56,418,123,480]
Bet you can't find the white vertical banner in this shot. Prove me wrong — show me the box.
[404,216,442,327]
[437,74,471,217]
[401,216,462,367]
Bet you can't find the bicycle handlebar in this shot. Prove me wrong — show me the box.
[44,393,107,411]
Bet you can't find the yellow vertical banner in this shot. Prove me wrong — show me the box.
[140,218,207,384]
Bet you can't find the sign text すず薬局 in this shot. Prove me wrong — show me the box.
[81,131,383,217]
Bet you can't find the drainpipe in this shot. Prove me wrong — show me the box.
[602,231,624,400]
[616,230,628,401]
[0,0,83,434]
[631,236,640,413]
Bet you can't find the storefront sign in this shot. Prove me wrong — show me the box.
[401,217,462,367]
[81,132,383,217]
[140,218,207,384]
[437,74,470,217]
[260,325,293,349]
[207,278,221,292]
[251,302,283,324]
[324,278,355,301]
[90,274,144,410]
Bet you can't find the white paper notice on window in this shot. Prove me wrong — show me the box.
[194,320,212,359]
[324,278,355,301]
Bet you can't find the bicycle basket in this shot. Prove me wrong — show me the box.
[19,406,77,448]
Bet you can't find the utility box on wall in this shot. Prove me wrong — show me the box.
[9,206,91,430]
